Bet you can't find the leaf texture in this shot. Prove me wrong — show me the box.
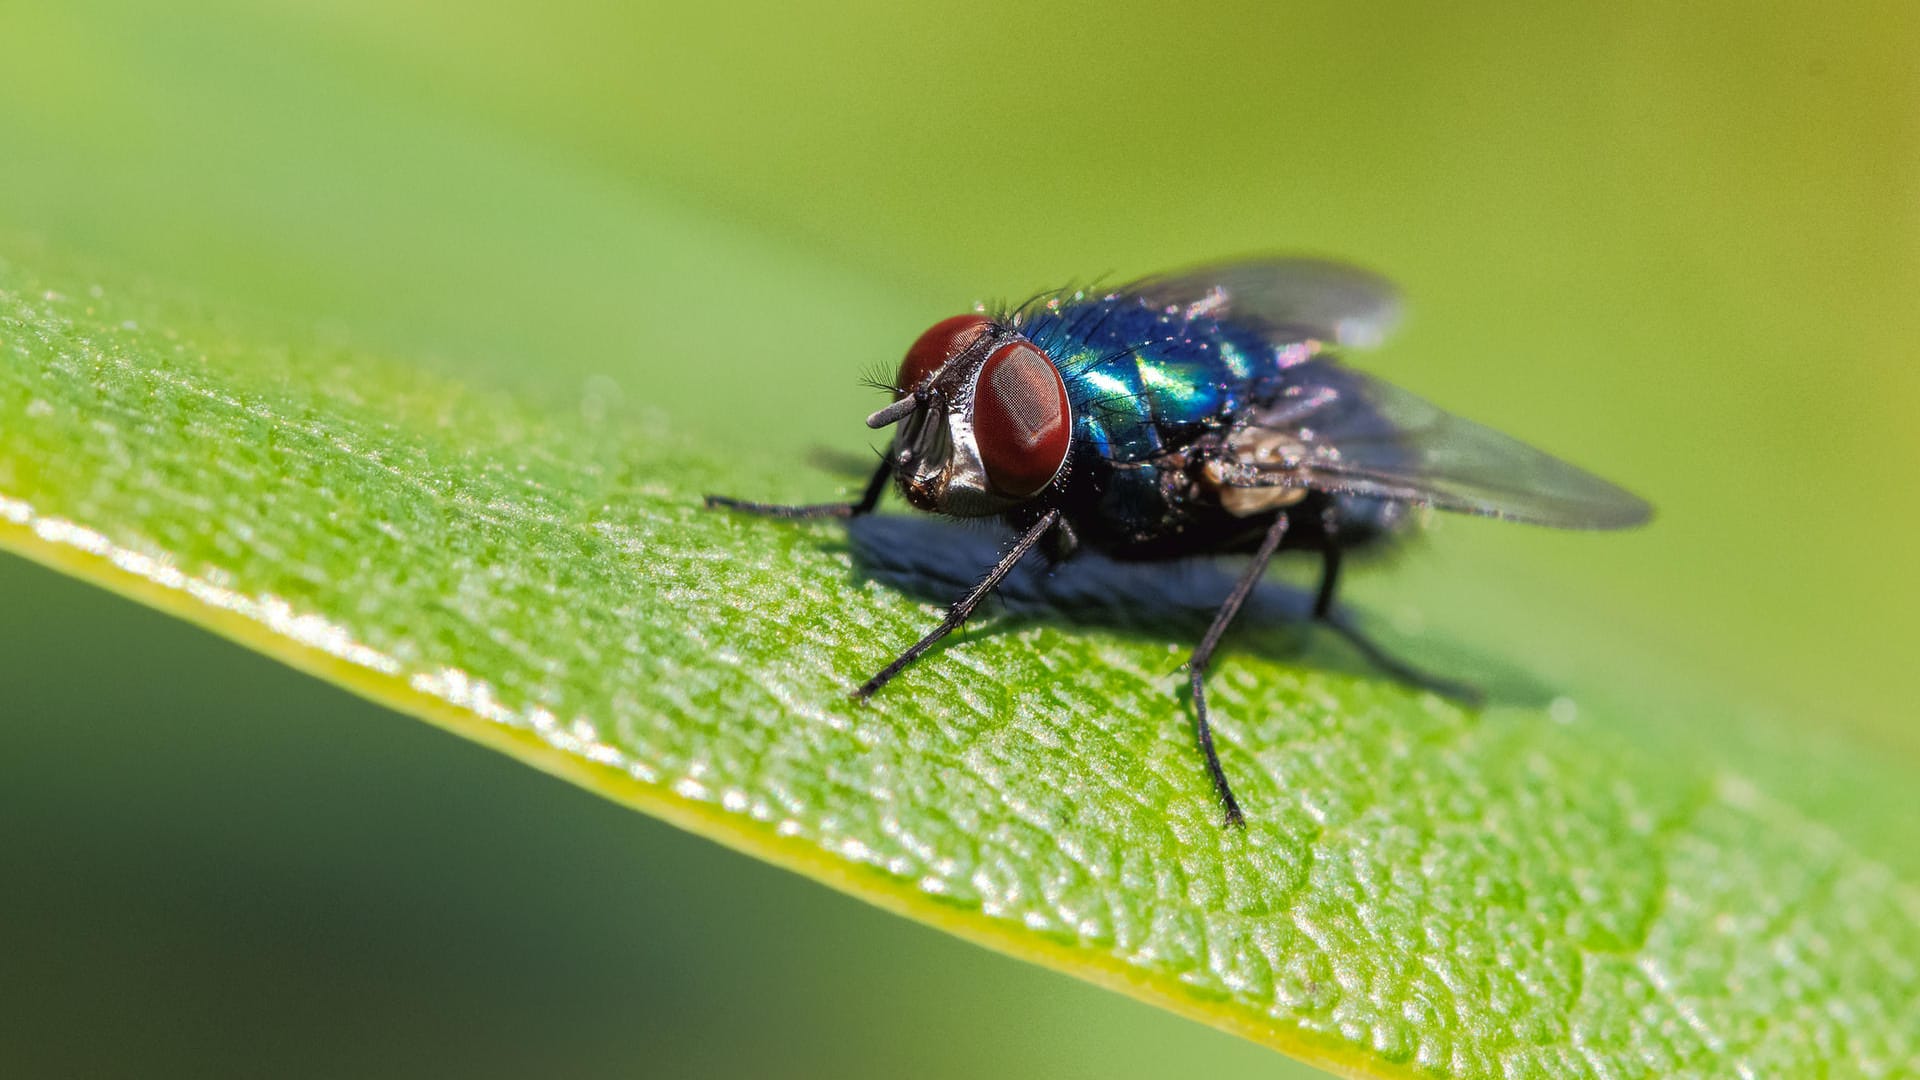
[1,251,1916,1079]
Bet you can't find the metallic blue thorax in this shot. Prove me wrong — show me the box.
[1020,294,1316,546]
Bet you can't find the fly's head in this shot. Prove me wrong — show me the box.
[868,314,1074,518]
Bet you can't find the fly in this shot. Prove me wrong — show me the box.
[706,258,1651,826]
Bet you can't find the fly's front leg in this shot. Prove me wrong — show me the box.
[705,456,891,519]
[854,509,1062,699]
[1313,503,1485,706]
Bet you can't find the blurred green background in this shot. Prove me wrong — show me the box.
[1,1,1914,1076]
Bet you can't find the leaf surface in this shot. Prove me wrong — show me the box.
[1,250,1915,1079]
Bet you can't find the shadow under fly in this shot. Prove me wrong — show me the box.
[840,514,1558,712]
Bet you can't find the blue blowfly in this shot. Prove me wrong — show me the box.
[707,258,1651,825]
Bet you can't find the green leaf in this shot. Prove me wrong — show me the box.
[3,246,1916,1080]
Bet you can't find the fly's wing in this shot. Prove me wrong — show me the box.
[1124,257,1403,349]
[1226,362,1652,529]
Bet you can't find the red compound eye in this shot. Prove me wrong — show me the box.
[896,314,992,395]
[973,340,1071,498]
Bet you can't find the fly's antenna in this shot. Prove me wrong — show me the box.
[866,390,925,429]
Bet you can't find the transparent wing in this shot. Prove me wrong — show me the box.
[1225,363,1652,529]
[1124,257,1403,349]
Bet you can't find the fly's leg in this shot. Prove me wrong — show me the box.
[1312,519,1342,621]
[1187,512,1291,828]
[705,457,891,519]
[853,509,1061,699]
[1313,505,1485,706]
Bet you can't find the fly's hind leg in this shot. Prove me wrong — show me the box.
[1313,504,1485,707]
[705,457,892,519]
